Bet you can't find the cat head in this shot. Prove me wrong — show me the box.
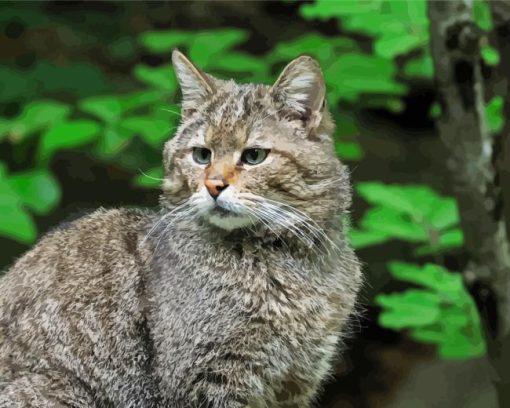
[161,50,351,234]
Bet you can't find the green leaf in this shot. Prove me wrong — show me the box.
[7,170,60,215]
[1,100,71,143]
[387,262,464,295]
[0,202,37,244]
[300,0,379,20]
[438,228,464,247]
[189,29,248,67]
[0,178,37,243]
[430,102,441,119]
[380,262,487,359]
[414,228,464,256]
[133,64,176,91]
[481,46,500,66]
[356,182,431,220]
[122,116,172,148]
[374,29,428,59]
[79,96,124,123]
[121,91,165,111]
[356,182,458,229]
[427,198,460,230]
[133,166,164,189]
[325,54,406,103]
[95,125,133,158]
[486,96,504,135]
[267,34,358,65]
[473,0,493,31]
[403,54,434,79]
[206,53,268,79]
[348,228,389,249]
[361,206,428,242]
[438,333,486,359]
[376,290,441,329]
[410,325,447,344]
[139,31,193,53]
[335,141,364,161]
[38,120,102,162]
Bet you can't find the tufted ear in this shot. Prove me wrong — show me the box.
[270,55,326,123]
[172,49,216,115]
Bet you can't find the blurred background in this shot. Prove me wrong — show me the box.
[0,1,504,407]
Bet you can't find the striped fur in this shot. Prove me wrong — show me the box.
[0,52,362,407]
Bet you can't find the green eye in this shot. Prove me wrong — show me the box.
[192,147,212,165]
[241,148,269,165]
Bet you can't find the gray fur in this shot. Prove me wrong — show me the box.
[0,52,362,407]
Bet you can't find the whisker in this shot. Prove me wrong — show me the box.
[241,194,340,255]
[137,168,165,182]
[160,107,182,116]
[152,206,198,256]
[139,199,194,247]
[247,204,316,251]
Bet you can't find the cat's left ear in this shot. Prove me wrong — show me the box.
[270,55,326,124]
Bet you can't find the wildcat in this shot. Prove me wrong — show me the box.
[0,50,362,407]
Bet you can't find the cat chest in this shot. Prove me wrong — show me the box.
[196,253,338,333]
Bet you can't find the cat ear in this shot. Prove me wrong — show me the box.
[270,55,326,122]
[172,49,216,114]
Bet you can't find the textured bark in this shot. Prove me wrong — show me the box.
[428,1,510,406]
[491,1,510,254]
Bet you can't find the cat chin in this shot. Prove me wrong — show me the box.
[207,214,253,231]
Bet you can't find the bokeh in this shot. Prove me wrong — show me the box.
[0,1,501,407]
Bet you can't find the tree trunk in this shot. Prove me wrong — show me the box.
[427,1,510,406]
[490,1,510,254]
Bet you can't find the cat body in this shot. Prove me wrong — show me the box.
[0,52,362,407]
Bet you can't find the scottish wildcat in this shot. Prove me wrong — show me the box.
[0,51,362,407]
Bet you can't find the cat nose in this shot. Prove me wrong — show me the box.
[205,177,229,199]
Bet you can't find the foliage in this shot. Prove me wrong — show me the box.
[0,162,60,243]
[350,182,464,256]
[376,262,486,359]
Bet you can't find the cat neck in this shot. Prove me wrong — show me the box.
[142,210,341,258]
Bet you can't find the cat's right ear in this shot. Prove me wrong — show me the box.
[172,49,216,116]
[270,55,325,127]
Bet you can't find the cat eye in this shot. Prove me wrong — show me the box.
[241,148,269,165]
[192,147,212,165]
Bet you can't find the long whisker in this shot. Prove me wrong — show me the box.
[152,205,198,256]
[160,107,182,116]
[260,197,340,250]
[139,199,194,247]
[241,194,339,255]
[137,168,165,182]
[242,206,287,246]
[246,203,317,251]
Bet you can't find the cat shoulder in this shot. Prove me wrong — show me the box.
[1,207,152,287]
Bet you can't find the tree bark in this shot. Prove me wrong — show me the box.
[490,1,510,254]
[427,1,510,406]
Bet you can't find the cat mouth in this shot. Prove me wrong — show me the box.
[210,205,233,217]
[207,204,253,230]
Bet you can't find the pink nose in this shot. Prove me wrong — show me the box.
[205,177,228,198]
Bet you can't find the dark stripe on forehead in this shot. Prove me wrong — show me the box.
[204,91,230,120]
[175,118,205,145]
